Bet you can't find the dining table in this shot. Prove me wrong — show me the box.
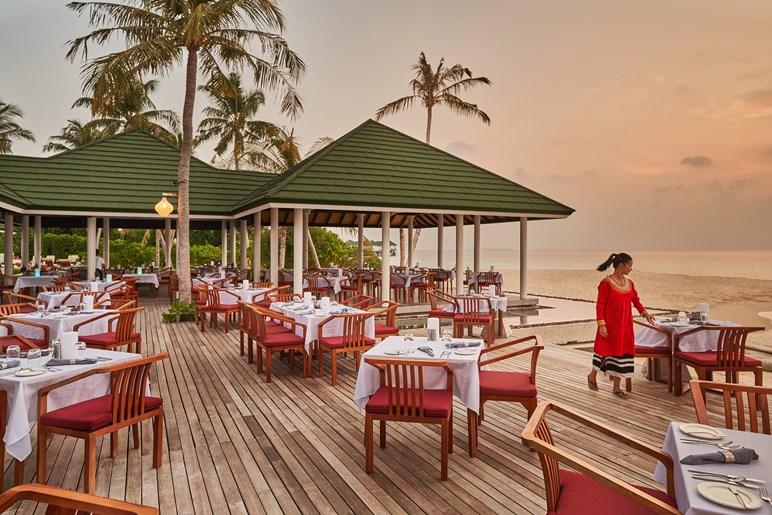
[636,319,739,353]
[446,294,508,337]
[72,280,124,292]
[13,275,59,293]
[37,291,110,310]
[0,348,144,461]
[653,422,771,514]
[219,287,271,304]
[0,310,114,340]
[121,273,160,288]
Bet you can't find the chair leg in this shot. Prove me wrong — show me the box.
[674,361,683,396]
[467,408,477,458]
[448,411,453,455]
[754,368,763,386]
[379,420,386,448]
[153,410,164,468]
[365,414,374,473]
[247,336,254,364]
[132,423,140,449]
[330,351,338,386]
[440,419,449,480]
[13,459,23,487]
[318,346,323,378]
[84,434,97,494]
[265,350,272,383]
[240,332,244,356]
[256,346,263,373]
[37,427,47,485]
[625,377,632,392]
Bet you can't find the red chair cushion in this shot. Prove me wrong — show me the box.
[256,300,272,308]
[365,387,453,418]
[428,309,455,318]
[263,325,290,335]
[675,351,762,367]
[453,314,492,323]
[549,470,677,514]
[374,324,399,335]
[202,303,239,311]
[40,394,163,432]
[262,332,305,349]
[80,331,141,346]
[319,336,376,349]
[27,339,48,348]
[479,370,537,398]
[2,339,42,351]
[634,345,670,355]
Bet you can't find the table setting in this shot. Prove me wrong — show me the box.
[0,306,113,339]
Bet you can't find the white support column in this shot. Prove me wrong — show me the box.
[293,209,303,294]
[520,217,528,299]
[3,214,13,278]
[437,215,444,268]
[302,210,309,269]
[33,216,41,267]
[86,216,97,280]
[455,214,464,294]
[357,213,365,269]
[270,208,279,285]
[380,212,391,302]
[164,219,171,268]
[220,220,227,266]
[20,215,29,269]
[473,215,481,273]
[253,212,262,281]
[229,221,237,267]
[103,218,110,268]
[407,216,414,268]
[240,220,248,270]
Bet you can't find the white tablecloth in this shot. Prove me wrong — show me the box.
[38,292,110,309]
[13,276,57,293]
[636,321,739,353]
[270,302,375,355]
[653,422,771,514]
[0,348,144,460]
[121,273,160,288]
[1,310,114,340]
[73,280,123,292]
[218,288,270,304]
[446,296,508,313]
[353,336,483,413]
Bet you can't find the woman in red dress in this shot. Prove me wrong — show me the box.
[588,253,654,399]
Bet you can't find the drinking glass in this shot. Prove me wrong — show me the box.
[26,348,41,369]
[6,345,20,361]
[36,302,45,315]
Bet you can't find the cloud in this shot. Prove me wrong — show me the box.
[512,167,531,180]
[444,141,476,156]
[727,89,772,119]
[680,155,713,167]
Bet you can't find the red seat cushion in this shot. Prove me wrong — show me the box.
[374,324,399,335]
[319,336,376,349]
[2,339,42,351]
[550,470,677,514]
[428,309,454,318]
[675,351,762,367]
[256,300,272,308]
[634,345,670,355]
[365,387,453,418]
[40,394,163,432]
[263,324,290,335]
[262,332,305,349]
[480,370,537,398]
[453,314,492,323]
[202,303,239,311]
[80,331,141,346]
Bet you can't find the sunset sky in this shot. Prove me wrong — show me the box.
[2,0,772,251]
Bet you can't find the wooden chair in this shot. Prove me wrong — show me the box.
[94,298,136,311]
[409,272,435,303]
[198,285,240,333]
[673,326,765,396]
[60,291,108,307]
[253,281,273,288]
[689,379,771,434]
[389,274,407,303]
[426,290,456,323]
[366,301,401,340]
[453,296,495,347]
[521,401,679,514]
[338,273,363,301]
[0,484,158,514]
[317,312,376,385]
[0,307,49,346]
[340,294,374,310]
[42,285,68,292]
[0,275,17,302]
[238,302,291,364]
[2,291,42,307]
[156,268,173,299]
[628,319,674,393]
[432,268,450,293]
[253,307,307,383]
[253,285,291,308]
[468,335,543,457]
[363,357,454,480]
[167,274,179,302]
[37,353,168,495]
[0,302,37,316]
[476,271,501,295]
[231,268,251,287]
[74,307,144,354]
[266,293,302,305]
[303,275,330,297]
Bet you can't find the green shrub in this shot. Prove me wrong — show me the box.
[42,233,86,262]
[190,244,222,267]
[108,240,156,268]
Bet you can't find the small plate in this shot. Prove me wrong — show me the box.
[679,423,724,440]
[697,483,761,510]
[15,368,47,377]
[384,349,409,355]
[454,348,478,356]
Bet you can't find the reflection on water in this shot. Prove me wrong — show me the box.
[504,297,596,327]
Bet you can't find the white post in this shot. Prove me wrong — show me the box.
[380,212,391,302]
[86,216,97,280]
[20,215,29,269]
[520,217,528,299]
[240,220,248,270]
[270,208,279,286]
[220,220,227,266]
[293,209,303,294]
[229,220,237,267]
[3,214,13,277]
[103,218,110,268]
[33,215,41,267]
[253,212,262,282]
[164,219,171,268]
[455,214,464,294]
[437,215,444,268]
[407,216,414,268]
[302,210,309,269]
[473,215,481,273]
[357,213,365,269]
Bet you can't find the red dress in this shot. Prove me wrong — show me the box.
[594,277,645,357]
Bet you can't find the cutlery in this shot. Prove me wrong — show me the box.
[97,357,113,361]
[680,439,740,450]
[688,469,766,484]
[759,486,771,508]
[729,485,749,509]
[0,370,17,377]
[691,475,757,488]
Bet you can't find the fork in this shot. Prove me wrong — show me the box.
[680,439,740,450]
[760,486,772,509]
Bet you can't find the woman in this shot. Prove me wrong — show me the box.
[588,252,654,399]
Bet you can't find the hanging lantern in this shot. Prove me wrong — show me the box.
[155,195,174,217]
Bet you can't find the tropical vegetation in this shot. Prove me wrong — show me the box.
[43,119,106,153]
[0,100,35,153]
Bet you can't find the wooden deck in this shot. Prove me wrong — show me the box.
[3,299,769,514]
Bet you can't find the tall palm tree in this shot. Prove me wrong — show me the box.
[67,0,305,303]
[196,72,278,170]
[375,52,492,264]
[0,100,35,154]
[43,119,106,153]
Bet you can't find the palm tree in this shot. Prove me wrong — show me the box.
[43,119,106,153]
[375,52,492,264]
[196,72,278,170]
[0,100,36,154]
[67,0,305,303]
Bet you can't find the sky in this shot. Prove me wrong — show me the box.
[2,0,772,252]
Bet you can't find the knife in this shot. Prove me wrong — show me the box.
[688,469,766,484]
[729,486,749,509]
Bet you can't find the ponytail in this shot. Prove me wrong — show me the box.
[596,253,616,272]
[596,252,633,272]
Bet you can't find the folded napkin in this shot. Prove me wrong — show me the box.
[447,341,481,349]
[680,447,759,465]
[45,358,98,366]
[0,360,21,370]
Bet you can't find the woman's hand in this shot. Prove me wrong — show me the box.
[599,326,608,338]
[645,313,655,324]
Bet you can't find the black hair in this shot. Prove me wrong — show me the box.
[596,252,633,272]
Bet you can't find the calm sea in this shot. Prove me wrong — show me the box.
[414,250,772,281]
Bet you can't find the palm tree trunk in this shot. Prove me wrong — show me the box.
[307,228,321,269]
[278,226,287,268]
[155,230,161,265]
[176,47,198,304]
[426,105,432,144]
[399,228,406,267]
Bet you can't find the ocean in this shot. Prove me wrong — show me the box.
[413,249,772,281]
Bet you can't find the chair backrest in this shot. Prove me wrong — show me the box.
[341,294,373,310]
[427,290,453,310]
[454,296,492,323]
[0,484,158,515]
[114,308,143,342]
[713,327,764,366]
[690,380,771,434]
[203,285,223,308]
[390,275,406,287]
[267,293,301,304]
[322,312,374,349]
[253,281,273,288]
[366,301,400,326]
[108,353,168,425]
[0,303,35,316]
[43,285,68,292]
[363,357,452,417]
[478,271,498,285]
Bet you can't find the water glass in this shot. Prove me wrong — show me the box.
[26,348,41,368]
[36,302,45,315]
[6,345,20,361]
[404,332,414,342]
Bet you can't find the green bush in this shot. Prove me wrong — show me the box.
[190,244,222,267]
[42,233,86,262]
[108,240,156,268]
